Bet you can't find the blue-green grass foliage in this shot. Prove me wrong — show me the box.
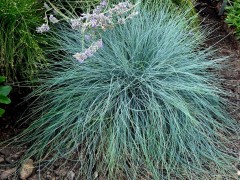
[13,6,238,179]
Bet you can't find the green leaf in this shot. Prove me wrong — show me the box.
[0,86,12,96]
[0,94,11,104]
[0,108,5,117]
[0,76,6,83]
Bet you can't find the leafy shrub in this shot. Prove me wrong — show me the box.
[0,0,46,82]
[12,6,238,179]
[225,0,240,39]
[0,76,12,117]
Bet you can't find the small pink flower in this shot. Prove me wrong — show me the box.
[84,49,94,57]
[49,15,59,24]
[73,39,103,63]
[36,24,50,33]
[70,18,82,29]
[100,0,107,7]
[85,34,91,41]
[96,39,103,48]
[73,53,87,63]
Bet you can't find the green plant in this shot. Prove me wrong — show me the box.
[0,0,47,82]
[0,76,12,117]
[225,0,240,38]
[10,6,238,179]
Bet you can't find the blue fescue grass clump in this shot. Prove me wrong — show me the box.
[12,7,238,179]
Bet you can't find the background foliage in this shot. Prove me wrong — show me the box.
[225,0,240,39]
[0,76,11,117]
[0,0,46,82]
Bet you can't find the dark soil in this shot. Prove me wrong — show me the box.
[0,87,31,142]
[196,0,240,122]
[0,1,239,179]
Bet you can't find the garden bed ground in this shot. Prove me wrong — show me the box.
[0,1,240,179]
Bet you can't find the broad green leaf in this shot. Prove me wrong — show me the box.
[0,94,11,104]
[0,86,12,96]
[0,76,6,83]
[0,108,5,117]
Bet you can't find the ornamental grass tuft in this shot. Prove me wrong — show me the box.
[9,6,238,179]
[0,0,46,82]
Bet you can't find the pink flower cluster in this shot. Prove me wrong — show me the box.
[93,0,107,14]
[37,1,139,63]
[70,1,138,32]
[49,15,59,24]
[70,18,83,30]
[36,24,50,33]
[109,2,132,15]
[73,39,103,63]
[72,1,138,63]
[36,14,59,33]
